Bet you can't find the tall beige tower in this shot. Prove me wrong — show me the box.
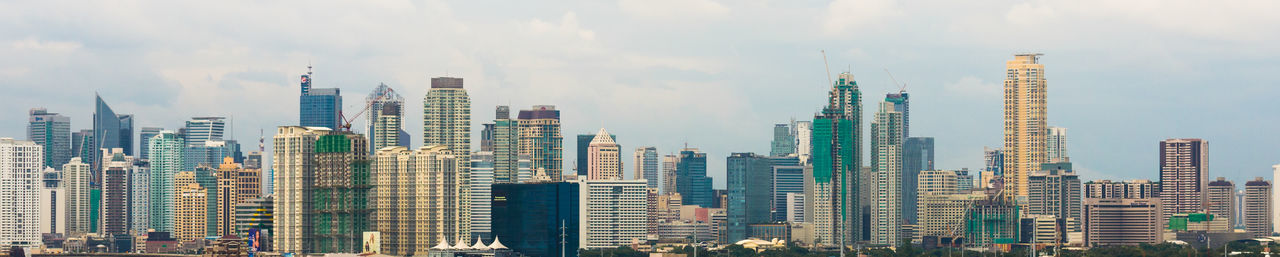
[1003,53,1048,199]
[423,77,472,240]
[374,145,463,255]
[587,128,622,180]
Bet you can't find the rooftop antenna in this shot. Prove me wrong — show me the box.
[307,61,313,76]
[884,68,907,93]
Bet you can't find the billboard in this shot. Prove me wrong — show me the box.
[363,231,380,254]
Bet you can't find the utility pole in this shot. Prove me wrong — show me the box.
[561,220,567,257]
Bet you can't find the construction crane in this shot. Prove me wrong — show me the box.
[884,68,907,93]
[337,86,394,131]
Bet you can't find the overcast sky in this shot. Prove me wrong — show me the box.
[2,0,1277,187]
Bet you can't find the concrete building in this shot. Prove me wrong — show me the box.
[148,131,184,233]
[28,108,71,169]
[1275,164,1280,234]
[0,139,42,246]
[174,183,207,243]
[917,192,985,245]
[1046,127,1069,163]
[1027,162,1082,236]
[216,157,241,237]
[139,127,162,160]
[131,161,150,235]
[902,137,934,226]
[1083,198,1163,247]
[662,154,679,194]
[367,83,407,155]
[786,193,804,223]
[1085,179,1159,199]
[1002,54,1048,199]
[580,179,647,249]
[518,105,562,180]
[872,101,904,245]
[271,126,324,253]
[100,149,133,237]
[374,145,465,256]
[311,132,372,253]
[183,117,226,147]
[807,72,862,247]
[794,121,812,164]
[576,133,615,177]
[1207,177,1236,232]
[1244,178,1272,237]
[964,198,1020,249]
[298,68,343,130]
[586,128,621,180]
[725,153,772,242]
[1160,138,1209,222]
[634,147,659,188]
[63,157,91,236]
[40,168,67,235]
[770,123,795,157]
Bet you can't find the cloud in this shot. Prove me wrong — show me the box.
[822,0,903,36]
[942,76,1000,99]
[617,0,730,22]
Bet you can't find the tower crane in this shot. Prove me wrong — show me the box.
[337,86,394,131]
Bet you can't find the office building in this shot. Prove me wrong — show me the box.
[183,117,226,147]
[586,128,621,180]
[1207,177,1236,232]
[139,127,162,160]
[215,157,241,237]
[1046,127,1068,162]
[807,72,862,247]
[183,140,238,171]
[1244,178,1272,237]
[1275,165,1280,234]
[725,153,772,242]
[794,121,812,164]
[471,152,495,240]
[39,168,66,236]
[236,159,261,207]
[1160,138,1208,221]
[374,145,465,256]
[235,195,273,251]
[955,169,974,192]
[902,137,934,225]
[63,157,91,235]
[1003,54,1048,200]
[149,131,184,233]
[175,183,207,243]
[28,108,71,169]
[772,157,804,223]
[662,154,678,194]
[368,83,407,154]
[491,182,579,257]
[770,124,795,157]
[492,106,520,184]
[676,148,713,207]
[71,130,94,166]
[872,101,904,245]
[298,67,343,129]
[0,139,42,246]
[130,160,150,235]
[786,193,805,223]
[1085,179,1159,199]
[517,105,563,180]
[1027,162,1082,235]
[93,95,135,174]
[1083,198,1163,247]
[580,179,647,249]
[634,147,658,188]
[646,188,659,237]
[576,133,615,177]
[100,149,133,237]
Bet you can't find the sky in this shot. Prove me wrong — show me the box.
[2,0,1278,188]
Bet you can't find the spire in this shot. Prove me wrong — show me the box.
[589,128,615,145]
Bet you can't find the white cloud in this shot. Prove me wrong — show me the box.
[617,0,730,22]
[943,76,1000,99]
[821,0,902,36]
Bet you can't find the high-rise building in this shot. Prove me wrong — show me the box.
[236,159,261,206]
[1206,177,1236,232]
[1274,164,1280,234]
[470,151,495,240]
[216,157,241,237]
[0,139,42,246]
[1027,162,1082,236]
[517,105,563,180]
[576,134,593,177]
[725,153,772,242]
[492,106,520,184]
[633,147,658,188]
[955,169,975,192]
[312,132,372,253]
[139,127,162,160]
[64,157,91,235]
[913,169,959,244]
[646,188,660,237]
[174,183,207,243]
[184,117,226,147]
[580,179,647,249]
[872,101,904,245]
[100,148,133,237]
[39,168,66,236]
[423,76,472,243]
[902,137,934,225]
[374,145,465,256]
[367,83,407,154]
[1003,53,1048,200]
[586,128,621,180]
[1084,179,1159,199]
[771,157,804,223]
[183,140,239,171]
[885,92,909,138]
[786,193,805,223]
[917,192,985,245]
[94,94,135,175]
[28,108,71,169]
[491,182,579,257]
[175,168,217,238]
[770,124,795,157]
[130,160,150,235]
[661,154,678,194]
[964,198,1021,248]
[71,130,94,166]
[794,121,812,164]
[1160,138,1208,221]
[298,68,343,130]
[234,195,273,245]
[807,72,861,246]
[148,131,184,233]
[1083,198,1163,247]
[676,148,713,207]
[272,126,325,253]
[1243,178,1272,238]
[1046,126,1069,162]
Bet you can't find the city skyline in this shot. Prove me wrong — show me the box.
[2,1,1278,188]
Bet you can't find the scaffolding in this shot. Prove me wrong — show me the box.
[311,133,372,253]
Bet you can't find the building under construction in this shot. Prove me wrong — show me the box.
[312,133,372,253]
[964,198,1020,250]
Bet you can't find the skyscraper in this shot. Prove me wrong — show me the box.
[808,72,861,246]
[1003,54,1048,199]
[661,154,678,194]
[633,147,659,188]
[139,127,162,160]
[1207,177,1236,232]
[422,76,472,243]
[216,157,241,237]
[94,94,135,175]
[770,124,795,157]
[367,83,407,154]
[871,101,904,245]
[580,179,648,249]
[71,130,94,166]
[130,160,150,235]
[1159,138,1208,221]
[272,126,325,254]
[100,148,133,237]
[771,157,804,223]
[184,117,226,147]
[149,131,184,233]
[174,182,207,243]
[1027,162,1082,236]
[1046,126,1069,163]
[586,128,621,180]
[298,67,343,130]
[725,153,772,242]
[578,132,618,177]
[1244,178,1272,237]
[517,105,563,180]
[492,106,520,184]
[39,168,67,236]
[491,182,579,257]
[676,148,713,207]
[312,132,372,253]
[28,108,70,169]
[1274,164,1280,234]
[470,151,495,240]
[885,92,909,138]
[1084,179,1159,199]
[374,145,465,255]
[0,138,42,246]
[793,121,812,164]
[902,137,934,226]
[64,157,91,235]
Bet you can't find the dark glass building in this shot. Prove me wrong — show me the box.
[576,133,616,176]
[93,94,134,176]
[902,137,934,224]
[299,70,343,129]
[726,153,773,242]
[676,149,713,207]
[492,182,579,257]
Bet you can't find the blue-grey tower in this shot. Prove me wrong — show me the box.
[299,66,343,129]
